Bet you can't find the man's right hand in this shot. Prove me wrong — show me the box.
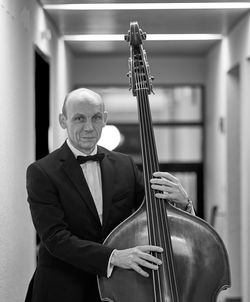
[110,245,163,277]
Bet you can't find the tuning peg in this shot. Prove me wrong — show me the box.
[124,31,130,42]
[142,32,147,40]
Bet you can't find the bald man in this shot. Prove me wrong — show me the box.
[25,88,194,302]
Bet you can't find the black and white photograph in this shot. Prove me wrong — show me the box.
[1,1,250,302]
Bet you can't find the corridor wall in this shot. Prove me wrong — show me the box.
[205,11,250,302]
[0,1,73,301]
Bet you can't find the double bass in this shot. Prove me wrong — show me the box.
[98,21,230,302]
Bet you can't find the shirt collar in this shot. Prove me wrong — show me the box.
[66,139,97,158]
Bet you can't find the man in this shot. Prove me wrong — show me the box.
[26,88,194,302]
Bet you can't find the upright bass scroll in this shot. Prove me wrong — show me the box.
[125,24,154,96]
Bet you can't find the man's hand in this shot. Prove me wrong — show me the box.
[110,245,163,277]
[150,171,189,210]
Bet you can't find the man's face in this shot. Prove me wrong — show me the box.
[60,93,107,154]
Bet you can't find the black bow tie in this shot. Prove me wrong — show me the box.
[77,153,105,164]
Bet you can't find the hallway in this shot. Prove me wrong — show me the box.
[0,1,250,301]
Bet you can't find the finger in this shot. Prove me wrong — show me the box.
[151,186,170,198]
[155,192,173,200]
[151,184,167,191]
[140,252,163,266]
[151,184,176,193]
[131,263,150,278]
[154,192,182,204]
[150,178,177,188]
[153,172,178,183]
[137,258,160,271]
[137,245,163,253]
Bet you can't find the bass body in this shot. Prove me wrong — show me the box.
[98,200,230,302]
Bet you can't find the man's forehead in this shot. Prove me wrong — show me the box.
[67,96,103,114]
[69,93,102,106]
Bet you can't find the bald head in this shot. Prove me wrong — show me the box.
[59,87,108,154]
[62,88,104,118]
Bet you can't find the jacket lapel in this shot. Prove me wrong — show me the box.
[59,142,101,226]
[98,146,115,230]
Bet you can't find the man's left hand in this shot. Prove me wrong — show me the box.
[150,171,189,211]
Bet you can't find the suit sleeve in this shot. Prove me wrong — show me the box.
[26,162,113,276]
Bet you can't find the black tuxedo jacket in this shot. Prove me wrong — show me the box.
[25,142,144,302]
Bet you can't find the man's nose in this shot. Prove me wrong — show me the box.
[83,119,94,131]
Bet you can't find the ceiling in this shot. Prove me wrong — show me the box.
[41,0,250,56]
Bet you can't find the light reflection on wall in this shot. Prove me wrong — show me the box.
[98,125,123,150]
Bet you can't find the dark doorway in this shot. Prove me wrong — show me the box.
[35,48,50,160]
[35,48,50,246]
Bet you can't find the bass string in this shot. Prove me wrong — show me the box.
[135,48,179,302]
[134,52,163,302]
[141,82,179,301]
[134,54,162,302]
[138,85,172,301]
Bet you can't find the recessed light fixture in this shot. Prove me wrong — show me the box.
[44,2,250,10]
[64,35,124,41]
[63,34,223,41]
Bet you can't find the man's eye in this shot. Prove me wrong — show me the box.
[93,115,102,121]
[75,116,84,121]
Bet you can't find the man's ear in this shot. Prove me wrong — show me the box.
[59,113,67,129]
[103,111,108,125]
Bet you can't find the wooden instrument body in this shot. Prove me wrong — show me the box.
[98,200,230,302]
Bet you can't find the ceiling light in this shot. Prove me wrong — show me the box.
[64,35,124,41]
[63,34,223,41]
[148,34,223,40]
[44,2,250,10]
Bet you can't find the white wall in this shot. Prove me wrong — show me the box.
[205,39,228,236]
[73,55,205,86]
[0,0,73,301]
[50,39,74,150]
[0,1,35,301]
[205,11,250,302]
[227,13,250,302]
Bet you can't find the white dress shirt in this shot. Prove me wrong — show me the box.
[66,140,114,277]
[66,139,103,223]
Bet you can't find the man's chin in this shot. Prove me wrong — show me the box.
[78,143,96,153]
